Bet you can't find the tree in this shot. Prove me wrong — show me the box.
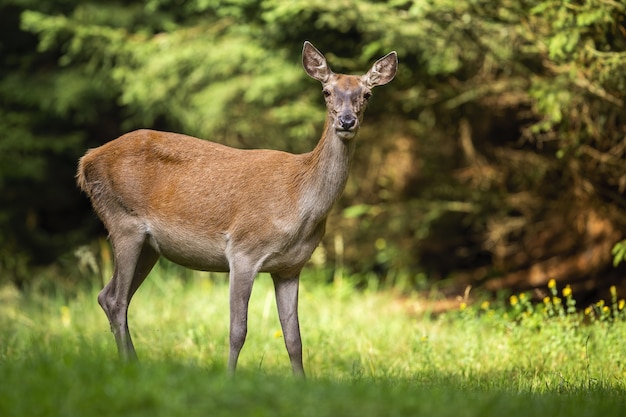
[2,0,625,298]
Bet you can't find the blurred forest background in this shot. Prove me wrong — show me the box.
[1,0,625,303]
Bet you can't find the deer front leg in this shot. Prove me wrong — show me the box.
[272,273,305,377]
[227,261,257,374]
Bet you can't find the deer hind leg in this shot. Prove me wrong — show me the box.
[98,228,159,361]
[272,273,305,377]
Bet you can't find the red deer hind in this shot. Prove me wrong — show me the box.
[77,41,397,376]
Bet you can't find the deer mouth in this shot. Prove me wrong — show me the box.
[336,121,359,139]
[336,129,357,140]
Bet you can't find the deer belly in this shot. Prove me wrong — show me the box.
[147,227,230,272]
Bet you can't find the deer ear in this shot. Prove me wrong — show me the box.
[364,51,397,88]
[302,41,331,83]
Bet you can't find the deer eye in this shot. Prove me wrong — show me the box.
[363,91,372,100]
[323,89,331,98]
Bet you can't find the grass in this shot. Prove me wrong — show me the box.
[1,265,626,416]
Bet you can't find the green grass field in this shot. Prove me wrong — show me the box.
[1,264,625,416]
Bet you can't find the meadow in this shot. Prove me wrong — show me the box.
[1,263,625,416]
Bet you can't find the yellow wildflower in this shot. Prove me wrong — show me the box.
[543,296,551,305]
[509,295,519,306]
[481,300,490,310]
[619,299,625,311]
[602,306,611,315]
[562,285,572,298]
[610,285,617,297]
[273,330,283,339]
[553,297,562,305]
[584,306,593,316]
[519,292,527,301]
[60,306,71,328]
[548,279,557,289]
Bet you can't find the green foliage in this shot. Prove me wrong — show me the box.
[449,278,626,384]
[611,239,626,267]
[1,0,626,291]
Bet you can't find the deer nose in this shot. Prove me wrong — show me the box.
[338,114,357,130]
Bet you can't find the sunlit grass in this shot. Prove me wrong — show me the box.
[1,267,626,416]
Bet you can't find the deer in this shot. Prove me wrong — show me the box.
[76,41,397,376]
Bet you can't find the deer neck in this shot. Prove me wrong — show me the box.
[298,118,357,222]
